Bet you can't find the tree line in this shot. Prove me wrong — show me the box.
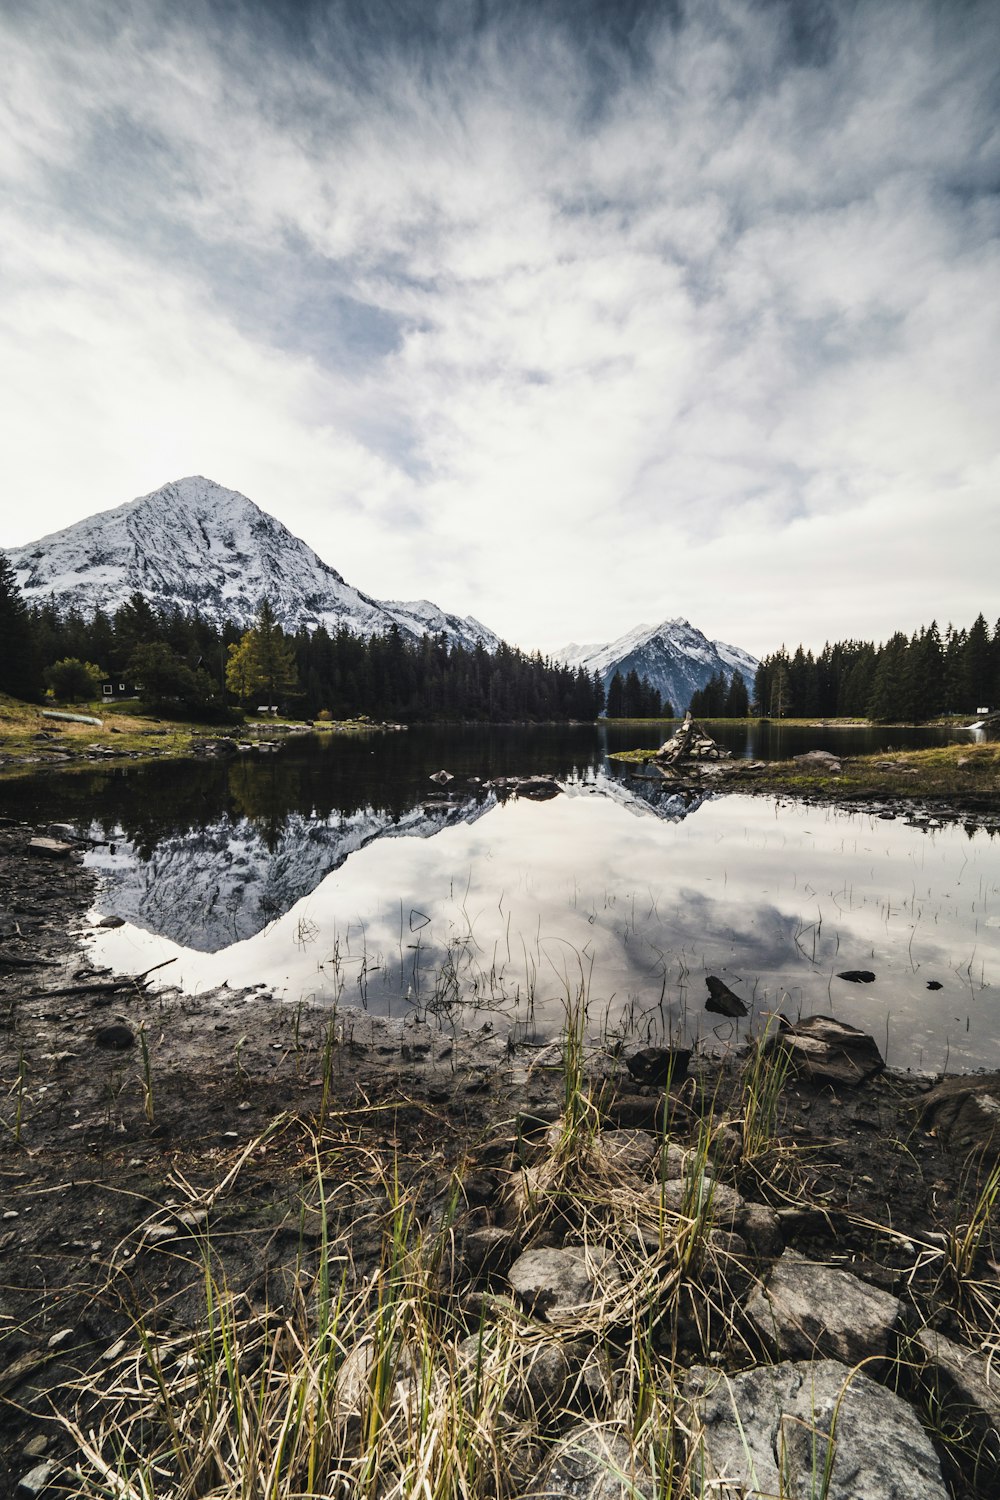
[753,616,1000,722]
[688,670,750,719]
[605,669,670,718]
[3,549,997,724]
[0,557,606,722]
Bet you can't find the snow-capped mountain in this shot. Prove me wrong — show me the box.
[556,618,758,712]
[8,476,500,651]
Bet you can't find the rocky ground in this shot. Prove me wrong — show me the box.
[2,818,1000,1498]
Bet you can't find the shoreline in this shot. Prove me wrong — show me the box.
[2,817,1000,1496]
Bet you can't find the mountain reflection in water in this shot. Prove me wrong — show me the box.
[84,775,1000,1074]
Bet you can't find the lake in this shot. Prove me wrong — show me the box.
[3,722,997,1072]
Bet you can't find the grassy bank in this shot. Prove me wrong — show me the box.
[0,694,383,776]
[610,736,1000,803]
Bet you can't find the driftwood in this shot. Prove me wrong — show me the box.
[20,957,177,1001]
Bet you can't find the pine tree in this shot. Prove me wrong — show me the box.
[0,551,42,700]
[962,614,991,711]
[725,671,750,717]
[909,622,944,722]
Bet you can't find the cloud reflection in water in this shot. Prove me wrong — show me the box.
[87,789,1000,1073]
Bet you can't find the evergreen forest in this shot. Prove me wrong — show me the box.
[2,548,998,724]
[0,560,605,722]
[753,619,1000,722]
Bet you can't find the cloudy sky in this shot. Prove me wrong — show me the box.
[1,0,998,656]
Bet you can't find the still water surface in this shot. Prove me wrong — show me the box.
[3,724,997,1071]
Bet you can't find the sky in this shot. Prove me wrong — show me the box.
[1,0,998,658]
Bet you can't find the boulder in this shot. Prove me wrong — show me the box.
[625,1046,690,1087]
[27,837,73,859]
[591,1128,659,1178]
[746,1249,903,1363]
[912,1326,1000,1480]
[507,1245,622,1323]
[521,1421,653,1499]
[765,1014,884,1086]
[685,1359,948,1500]
[793,749,842,772]
[918,1073,1000,1158]
[655,1178,781,1258]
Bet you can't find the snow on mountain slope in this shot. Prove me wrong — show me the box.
[555,618,759,712]
[8,476,499,651]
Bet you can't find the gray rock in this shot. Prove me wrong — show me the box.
[27,837,73,859]
[457,1331,570,1418]
[685,1358,948,1500]
[522,1421,653,1499]
[746,1250,902,1363]
[508,1245,622,1323]
[15,1460,57,1497]
[765,1014,884,1086]
[592,1128,659,1177]
[913,1326,1000,1480]
[736,1201,783,1259]
[624,1047,690,1087]
[794,749,842,772]
[660,1142,691,1180]
[657,1176,743,1221]
[46,823,77,841]
[462,1227,520,1278]
[918,1072,1000,1158]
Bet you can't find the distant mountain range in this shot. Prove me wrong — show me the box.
[7,475,759,701]
[557,619,758,712]
[8,475,500,653]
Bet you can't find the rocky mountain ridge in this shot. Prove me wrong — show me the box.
[8,476,500,652]
[557,617,759,712]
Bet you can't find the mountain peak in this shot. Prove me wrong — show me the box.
[555,617,758,711]
[8,478,500,652]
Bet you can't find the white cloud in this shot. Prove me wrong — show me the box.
[0,0,998,656]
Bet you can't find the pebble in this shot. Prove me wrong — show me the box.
[15,1459,56,1496]
[46,1328,74,1350]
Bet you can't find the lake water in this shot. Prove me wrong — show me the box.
[4,723,998,1072]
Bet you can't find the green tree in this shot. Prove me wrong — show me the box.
[962,613,991,711]
[128,641,218,715]
[725,671,750,717]
[0,551,42,701]
[45,657,103,702]
[226,600,298,708]
[867,633,911,722]
[909,623,944,722]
